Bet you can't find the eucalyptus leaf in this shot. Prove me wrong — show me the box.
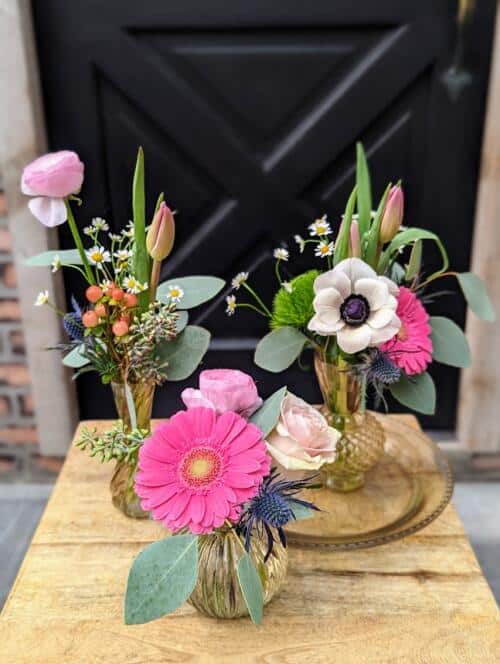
[389,371,436,415]
[25,249,83,267]
[356,142,372,239]
[157,276,225,310]
[254,327,307,373]
[333,185,357,266]
[236,551,263,625]
[291,503,315,521]
[430,316,471,368]
[457,272,495,322]
[156,325,210,381]
[378,228,449,275]
[62,344,90,368]
[124,382,138,430]
[132,146,150,311]
[175,310,189,334]
[124,535,198,625]
[249,386,287,437]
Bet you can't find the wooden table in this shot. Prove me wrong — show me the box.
[1,418,498,663]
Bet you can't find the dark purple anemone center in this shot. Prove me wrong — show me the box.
[340,294,370,326]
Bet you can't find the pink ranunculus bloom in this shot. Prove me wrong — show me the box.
[381,287,433,375]
[266,393,340,471]
[181,369,263,419]
[135,407,271,535]
[21,151,84,227]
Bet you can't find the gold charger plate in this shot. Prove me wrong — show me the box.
[286,414,454,550]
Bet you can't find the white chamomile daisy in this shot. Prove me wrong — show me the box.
[231,272,249,290]
[282,282,293,294]
[108,232,121,242]
[86,246,111,267]
[167,285,184,302]
[273,248,289,261]
[83,226,93,236]
[114,249,132,262]
[294,235,306,253]
[92,217,109,232]
[51,254,61,273]
[314,241,334,258]
[34,290,49,306]
[309,215,332,237]
[122,276,141,294]
[122,222,135,238]
[225,295,237,316]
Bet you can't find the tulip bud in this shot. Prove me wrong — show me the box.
[146,202,175,261]
[379,185,404,244]
[349,220,361,258]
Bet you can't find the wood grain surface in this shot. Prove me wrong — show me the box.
[1,417,498,663]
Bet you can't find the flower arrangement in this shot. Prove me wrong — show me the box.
[225,144,494,490]
[124,369,316,625]
[22,147,225,515]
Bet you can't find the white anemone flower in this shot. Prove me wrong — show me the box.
[308,258,401,354]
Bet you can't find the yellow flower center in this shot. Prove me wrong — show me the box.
[180,447,221,488]
[91,252,103,262]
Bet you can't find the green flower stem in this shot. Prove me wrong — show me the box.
[64,199,95,284]
[413,270,458,292]
[274,260,282,285]
[242,282,272,317]
[236,302,268,317]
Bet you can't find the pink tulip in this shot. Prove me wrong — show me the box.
[379,185,404,244]
[21,151,84,227]
[146,201,175,261]
[349,219,361,257]
[181,369,263,419]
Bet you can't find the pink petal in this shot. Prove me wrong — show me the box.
[181,388,214,411]
[224,472,256,488]
[28,197,67,227]
[189,494,206,523]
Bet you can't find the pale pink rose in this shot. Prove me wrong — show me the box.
[181,369,263,419]
[267,393,339,471]
[21,151,84,227]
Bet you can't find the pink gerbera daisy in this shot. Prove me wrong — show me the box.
[135,407,271,535]
[380,287,432,375]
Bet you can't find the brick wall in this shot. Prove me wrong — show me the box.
[0,186,62,481]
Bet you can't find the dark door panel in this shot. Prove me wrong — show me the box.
[32,1,496,427]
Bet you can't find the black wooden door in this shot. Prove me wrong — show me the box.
[32,1,496,428]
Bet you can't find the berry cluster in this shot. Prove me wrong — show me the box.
[83,284,138,339]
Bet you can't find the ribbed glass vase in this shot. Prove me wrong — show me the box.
[314,352,385,492]
[109,380,155,518]
[188,527,288,619]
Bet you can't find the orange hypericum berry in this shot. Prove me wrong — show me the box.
[111,288,124,301]
[82,310,99,328]
[94,303,106,317]
[85,285,103,303]
[123,293,138,308]
[112,320,129,337]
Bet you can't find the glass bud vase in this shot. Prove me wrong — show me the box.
[314,352,385,492]
[188,527,288,619]
[109,380,156,518]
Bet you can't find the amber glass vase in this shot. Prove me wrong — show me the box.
[188,527,288,619]
[109,380,155,518]
[314,352,385,492]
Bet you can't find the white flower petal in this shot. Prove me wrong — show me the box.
[336,257,377,283]
[370,315,401,345]
[313,287,343,313]
[28,197,67,227]
[367,306,396,329]
[379,276,400,296]
[354,277,389,310]
[308,313,345,336]
[314,269,351,298]
[266,438,325,471]
[316,310,344,330]
[336,323,372,354]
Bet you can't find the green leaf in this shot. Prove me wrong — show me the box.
[389,371,436,415]
[457,272,495,322]
[25,249,83,267]
[157,276,226,310]
[175,310,189,334]
[356,142,372,239]
[430,316,471,368]
[156,325,210,381]
[124,382,137,430]
[291,503,315,520]
[254,327,307,373]
[405,239,422,281]
[363,183,391,266]
[378,228,449,275]
[124,535,198,625]
[153,191,164,217]
[333,185,357,266]
[132,146,150,311]
[249,386,287,437]
[62,344,90,368]
[237,551,263,625]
